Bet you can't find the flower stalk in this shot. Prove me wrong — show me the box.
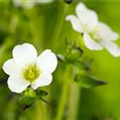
[66,83,81,120]
[51,3,69,50]
[55,66,71,120]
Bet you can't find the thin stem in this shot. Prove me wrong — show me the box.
[28,9,45,51]
[34,100,47,120]
[55,66,71,120]
[51,3,69,50]
[66,83,81,120]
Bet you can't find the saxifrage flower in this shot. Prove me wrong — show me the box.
[3,43,58,93]
[66,3,120,57]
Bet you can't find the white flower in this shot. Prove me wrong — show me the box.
[2,43,57,93]
[66,3,120,57]
[14,0,54,9]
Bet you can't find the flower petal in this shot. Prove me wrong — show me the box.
[83,32,103,50]
[66,15,83,33]
[76,2,87,11]
[7,75,30,93]
[14,0,36,9]
[37,0,54,4]
[94,22,119,41]
[37,50,57,73]
[101,41,120,57]
[13,43,37,68]
[31,72,52,90]
[76,3,98,31]
[2,59,21,76]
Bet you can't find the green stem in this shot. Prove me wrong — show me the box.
[28,10,45,51]
[55,66,71,120]
[34,100,47,120]
[51,3,69,50]
[66,83,81,120]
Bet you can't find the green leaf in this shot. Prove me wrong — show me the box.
[19,95,36,110]
[36,89,48,97]
[75,73,107,88]
[84,58,94,72]
[72,61,86,71]
[35,89,49,103]
[70,47,83,61]
[24,87,36,97]
[40,98,49,104]
[57,54,66,62]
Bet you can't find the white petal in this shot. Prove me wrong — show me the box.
[76,3,99,31]
[76,3,87,11]
[101,41,120,57]
[24,2,36,9]
[13,43,37,68]
[37,50,57,73]
[7,75,30,93]
[14,0,36,8]
[83,32,103,50]
[37,0,54,4]
[13,0,22,7]
[94,22,119,41]
[31,72,52,90]
[66,15,83,33]
[2,59,21,76]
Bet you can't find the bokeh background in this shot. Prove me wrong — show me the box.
[0,0,120,120]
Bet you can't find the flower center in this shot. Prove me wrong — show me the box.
[91,28,102,42]
[81,24,88,32]
[81,24,101,42]
[23,65,40,83]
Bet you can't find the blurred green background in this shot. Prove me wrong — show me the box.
[0,0,120,120]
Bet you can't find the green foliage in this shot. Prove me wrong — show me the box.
[75,72,106,88]
[0,0,120,120]
[19,88,49,110]
[19,95,36,110]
